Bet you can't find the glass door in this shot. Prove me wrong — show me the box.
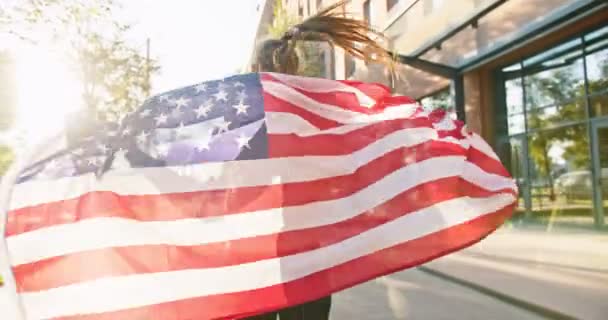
[591,119,608,227]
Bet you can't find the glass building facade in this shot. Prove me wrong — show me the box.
[420,87,452,110]
[497,25,608,228]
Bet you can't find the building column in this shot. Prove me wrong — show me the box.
[463,68,496,145]
[463,71,484,136]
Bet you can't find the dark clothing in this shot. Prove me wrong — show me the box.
[246,296,332,320]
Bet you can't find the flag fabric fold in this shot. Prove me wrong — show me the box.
[1,72,517,320]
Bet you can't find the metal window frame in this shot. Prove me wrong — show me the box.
[392,53,465,120]
[494,23,608,228]
[386,0,607,125]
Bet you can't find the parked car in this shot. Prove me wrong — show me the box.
[554,168,608,200]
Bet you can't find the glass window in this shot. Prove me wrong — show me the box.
[523,37,582,67]
[505,78,523,115]
[508,137,527,214]
[503,62,522,72]
[526,99,586,130]
[345,54,355,78]
[507,114,525,135]
[363,0,371,25]
[424,0,444,15]
[387,0,399,11]
[585,39,608,95]
[590,94,608,117]
[584,25,608,42]
[420,87,451,110]
[526,125,593,226]
[499,24,608,228]
[524,53,585,109]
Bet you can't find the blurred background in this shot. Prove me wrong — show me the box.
[1,0,607,319]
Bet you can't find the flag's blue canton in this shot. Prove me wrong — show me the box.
[17,73,268,183]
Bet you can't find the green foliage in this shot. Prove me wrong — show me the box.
[267,0,299,39]
[0,51,17,131]
[0,144,14,177]
[1,0,160,122]
[266,0,325,78]
[525,69,591,177]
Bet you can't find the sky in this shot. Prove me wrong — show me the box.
[119,0,265,94]
[0,0,266,147]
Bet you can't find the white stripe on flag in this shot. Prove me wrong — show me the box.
[263,80,420,124]
[267,72,377,107]
[263,80,365,123]
[10,127,439,210]
[469,133,501,161]
[265,112,370,136]
[8,156,515,266]
[20,193,516,320]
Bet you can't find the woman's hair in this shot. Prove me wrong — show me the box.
[254,0,395,75]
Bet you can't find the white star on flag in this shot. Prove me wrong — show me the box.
[173,97,191,108]
[234,81,245,88]
[217,82,230,91]
[136,131,149,144]
[87,157,100,166]
[233,101,250,115]
[214,90,228,102]
[121,126,132,136]
[139,109,152,118]
[111,149,131,169]
[155,113,169,125]
[237,90,247,101]
[158,94,170,102]
[175,123,188,137]
[195,138,212,152]
[157,144,171,157]
[97,143,109,153]
[195,102,213,118]
[195,83,207,93]
[46,159,58,170]
[214,117,231,133]
[235,133,252,149]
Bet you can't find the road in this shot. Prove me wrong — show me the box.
[330,268,545,320]
[329,224,608,320]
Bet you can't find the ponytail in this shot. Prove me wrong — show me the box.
[255,0,395,75]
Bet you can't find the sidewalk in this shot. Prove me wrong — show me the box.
[424,224,608,320]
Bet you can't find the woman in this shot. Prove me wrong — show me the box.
[246,1,394,319]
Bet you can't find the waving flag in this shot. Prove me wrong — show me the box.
[0,72,517,319]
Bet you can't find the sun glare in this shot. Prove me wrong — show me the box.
[14,47,83,146]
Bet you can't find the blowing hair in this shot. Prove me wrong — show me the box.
[255,0,396,75]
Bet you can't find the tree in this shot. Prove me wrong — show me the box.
[266,0,326,78]
[0,51,17,132]
[524,64,597,200]
[0,144,14,177]
[1,0,160,122]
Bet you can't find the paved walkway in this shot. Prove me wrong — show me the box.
[332,224,608,319]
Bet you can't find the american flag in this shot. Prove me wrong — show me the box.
[1,72,517,319]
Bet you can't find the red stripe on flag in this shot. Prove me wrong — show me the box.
[52,204,515,320]
[338,79,394,102]
[8,140,504,237]
[268,118,431,157]
[13,178,514,292]
[263,92,342,129]
[262,74,370,113]
[468,148,511,178]
[263,73,417,114]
